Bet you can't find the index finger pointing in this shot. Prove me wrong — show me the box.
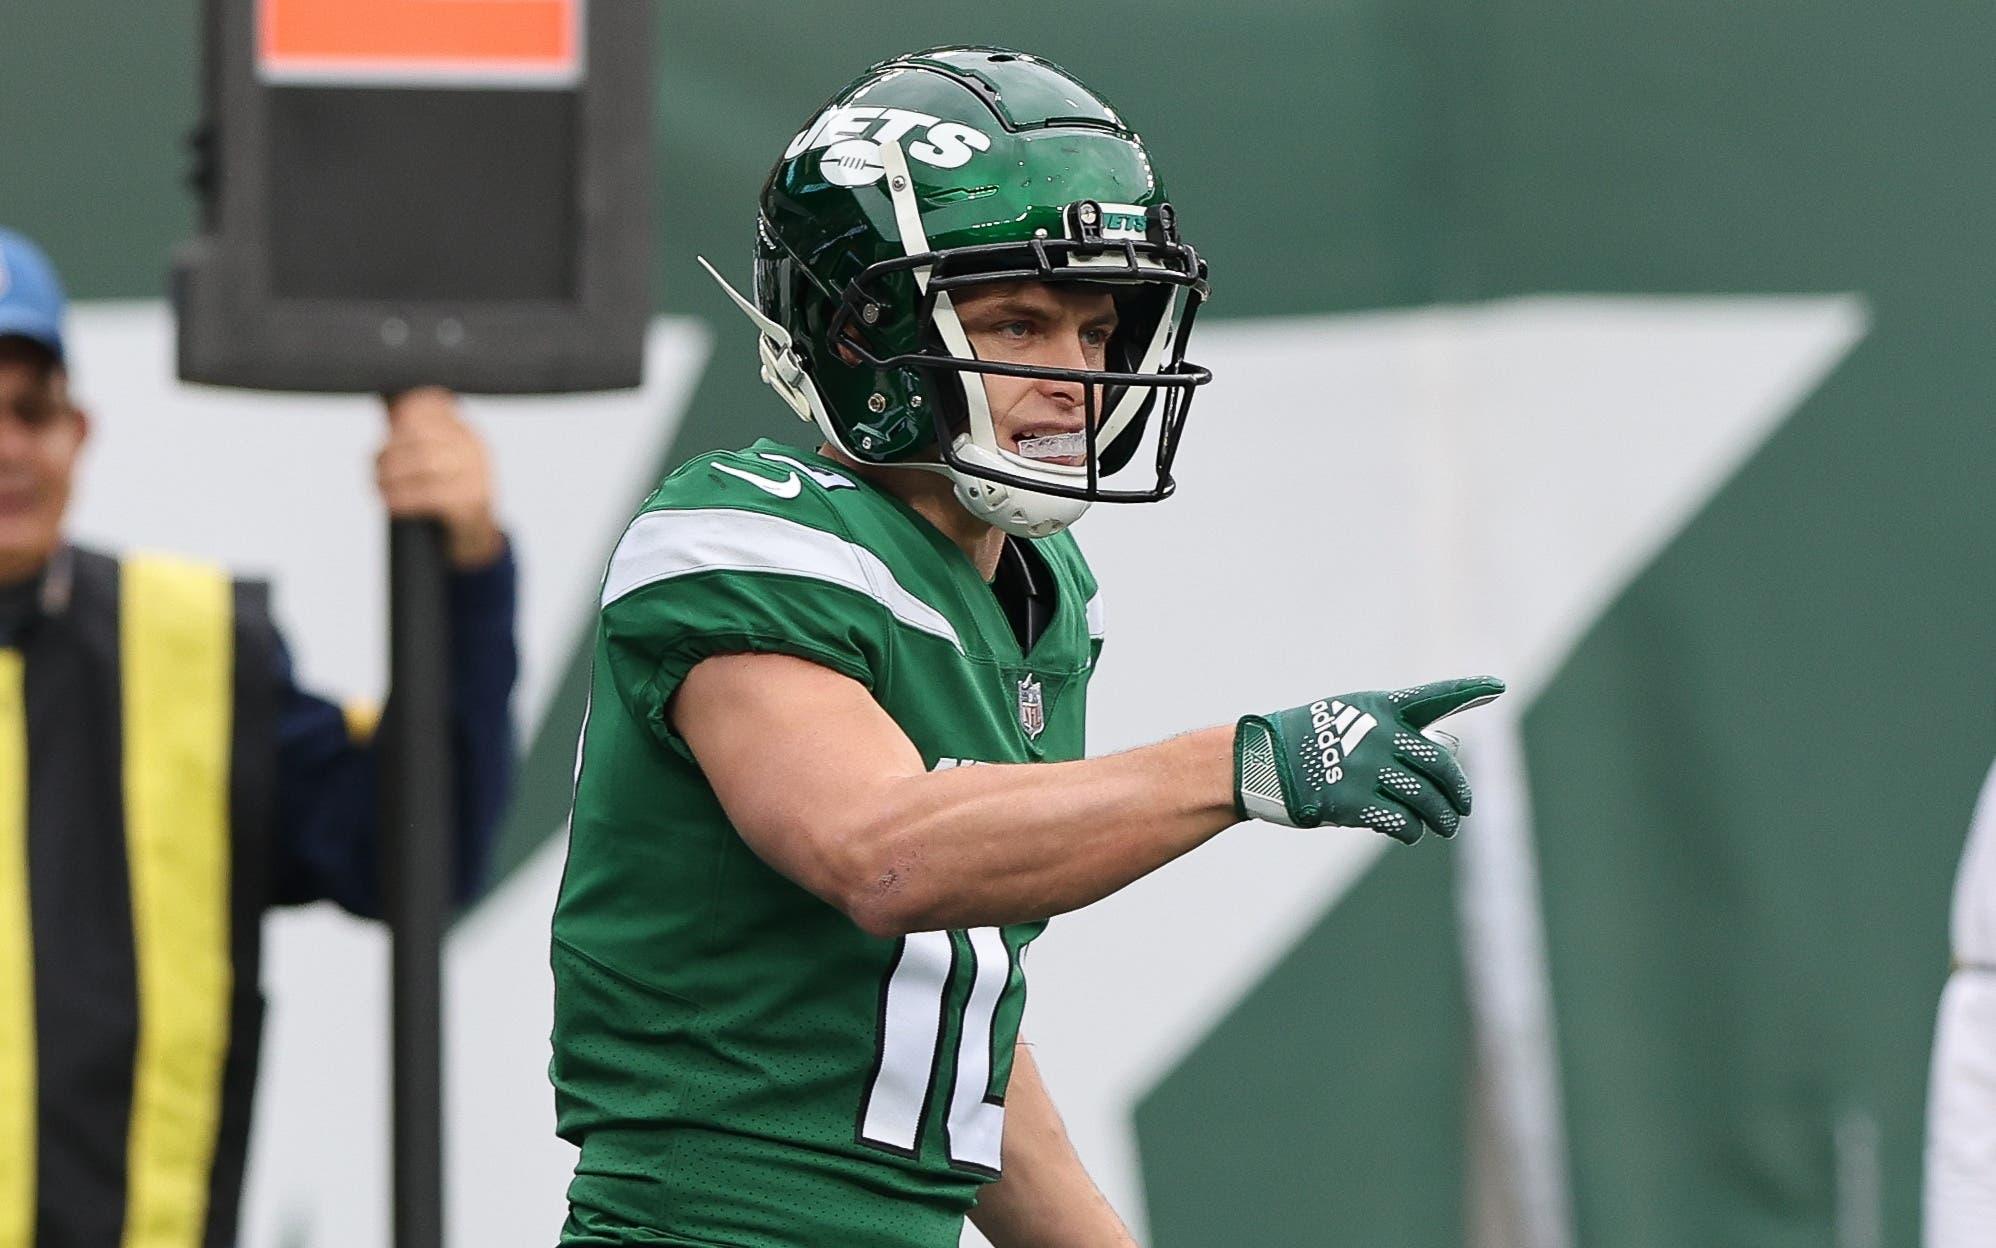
[1391,676,1507,730]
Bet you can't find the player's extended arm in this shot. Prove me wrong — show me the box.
[673,652,1501,937]
[967,1041,1137,1247]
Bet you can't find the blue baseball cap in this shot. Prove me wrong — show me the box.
[0,228,67,363]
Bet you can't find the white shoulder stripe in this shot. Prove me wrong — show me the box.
[1085,589,1105,640]
[602,507,963,653]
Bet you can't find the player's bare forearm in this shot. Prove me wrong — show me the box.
[969,1042,1138,1248]
[678,652,1240,937]
[847,725,1238,934]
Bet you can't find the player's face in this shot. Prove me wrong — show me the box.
[952,281,1117,467]
[0,341,86,585]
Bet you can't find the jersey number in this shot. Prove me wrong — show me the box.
[858,928,1018,1174]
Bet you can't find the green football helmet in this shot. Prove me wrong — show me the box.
[700,46,1211,537]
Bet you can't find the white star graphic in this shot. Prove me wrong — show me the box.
[1010,294,1866,1245]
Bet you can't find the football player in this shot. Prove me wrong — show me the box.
[550,46,1503,1247]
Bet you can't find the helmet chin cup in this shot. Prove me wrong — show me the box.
[948,439,1091,538]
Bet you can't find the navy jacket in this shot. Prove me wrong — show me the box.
[271,547,518,914]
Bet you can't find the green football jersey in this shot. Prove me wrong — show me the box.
[551,439,1104,1247]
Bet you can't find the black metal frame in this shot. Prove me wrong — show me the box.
[175,0,651,394]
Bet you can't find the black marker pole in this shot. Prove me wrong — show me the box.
[383,511,453,1248]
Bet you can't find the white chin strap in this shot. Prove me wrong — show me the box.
[879,141,1092,539]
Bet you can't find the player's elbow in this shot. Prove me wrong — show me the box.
[834,826,936,939]
[737,802,934,938]
[838,858,931,939]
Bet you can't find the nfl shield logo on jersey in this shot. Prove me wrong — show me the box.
[1017,675,1046,741]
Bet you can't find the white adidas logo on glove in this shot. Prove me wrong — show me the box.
[1308,698,1378,784]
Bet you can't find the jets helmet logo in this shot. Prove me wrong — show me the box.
[820,139,887,187]
[1017,675,1046,741]
[785,105,994,187]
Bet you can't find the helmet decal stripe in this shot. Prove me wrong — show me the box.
[881,140,1001,476]
[878,140,932,291]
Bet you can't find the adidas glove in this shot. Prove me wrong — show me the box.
[1234,676,1507,843]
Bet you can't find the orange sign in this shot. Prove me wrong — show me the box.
[258,0,583,87]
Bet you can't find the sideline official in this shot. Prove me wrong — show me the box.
[0,227,518,1245]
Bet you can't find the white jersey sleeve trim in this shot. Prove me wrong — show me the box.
[1085,589,1106,641]
[601,507,964,653]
